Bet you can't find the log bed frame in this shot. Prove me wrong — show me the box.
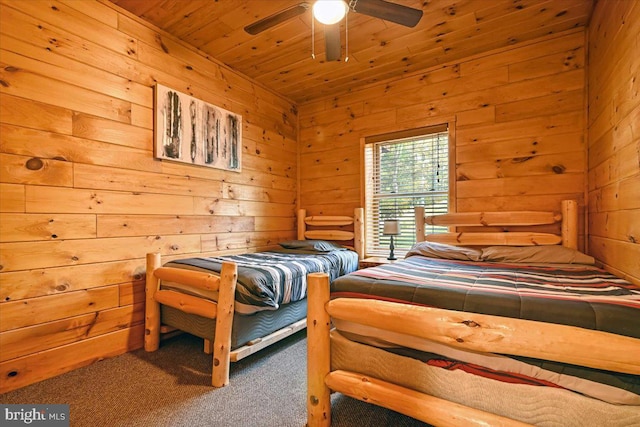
[145,208,364,387]
[307,200,640,426]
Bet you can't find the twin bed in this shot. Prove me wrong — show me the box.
[145,208,364,386]
[307,200,640,426]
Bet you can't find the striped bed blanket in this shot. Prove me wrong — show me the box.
[330,255,640,403]
[331,255,640,338]
[165,248,359,314]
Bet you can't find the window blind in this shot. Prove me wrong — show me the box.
[364,129,449,257]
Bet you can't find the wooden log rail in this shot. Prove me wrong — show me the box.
[325,370,532,427]
[326,297,640,375]
[424,211,561,226]
[151,266,223,319]
[153,267,222,292]
[424,231,562,246]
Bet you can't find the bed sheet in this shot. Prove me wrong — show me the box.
[330,330,640,425]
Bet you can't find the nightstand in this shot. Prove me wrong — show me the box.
[358,257,400,269]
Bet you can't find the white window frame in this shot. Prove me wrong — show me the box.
[363,124,454,258]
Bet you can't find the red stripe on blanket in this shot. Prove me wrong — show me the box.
[427,359,566,389]
[330,291,432,307]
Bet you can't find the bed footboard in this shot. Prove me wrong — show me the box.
[145,252,238,387]
[306,272,640,427]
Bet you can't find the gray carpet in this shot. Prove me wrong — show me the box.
[0,331,428,426]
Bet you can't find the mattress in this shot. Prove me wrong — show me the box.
[330,330,640,426]
[164,248,359,314]
[334,321,640,405]
[161,298,307,349]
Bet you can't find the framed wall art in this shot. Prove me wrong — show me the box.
[154,84,242,172]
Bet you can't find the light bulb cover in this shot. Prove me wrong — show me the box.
[313,0,347,25]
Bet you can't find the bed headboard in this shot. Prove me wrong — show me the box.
[297,208,365,260]
[415,200,578,249]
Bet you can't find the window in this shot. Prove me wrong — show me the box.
[364,125,450,257]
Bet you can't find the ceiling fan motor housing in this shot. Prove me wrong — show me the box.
[244,0,424,61]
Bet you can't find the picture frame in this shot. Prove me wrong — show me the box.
[154,84,242,172]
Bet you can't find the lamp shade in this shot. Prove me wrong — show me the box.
[313,0,347,25]
[383,220,400,235]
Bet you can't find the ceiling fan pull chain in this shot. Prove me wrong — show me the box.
[345,7,349,62]
[311,15,316,59]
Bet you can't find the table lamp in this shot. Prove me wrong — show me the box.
[383,220,400,260]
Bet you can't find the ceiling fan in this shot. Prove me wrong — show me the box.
[244,0,424,62]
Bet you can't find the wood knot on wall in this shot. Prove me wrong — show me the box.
[155,34,169,53]
[55,283,69,292]
[26,158,44,170]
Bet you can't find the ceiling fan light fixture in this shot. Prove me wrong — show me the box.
[313,0,348,25]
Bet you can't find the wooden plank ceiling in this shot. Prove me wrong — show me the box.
[109,0,594,103]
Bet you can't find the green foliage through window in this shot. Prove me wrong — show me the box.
[364,130,449,256]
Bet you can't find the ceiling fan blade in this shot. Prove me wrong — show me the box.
[324,24,341,61]
[244,2,310,35]
[353,0,423,27]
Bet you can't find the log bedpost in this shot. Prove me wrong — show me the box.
[354,207,365,260]
[415,206,426,242]
[561,200,578,250]
[212,261,238,387]
[307,272,332,427]
[145,252,162,352]
[298,209,307,240]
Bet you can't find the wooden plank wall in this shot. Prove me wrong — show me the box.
[0,0,297,392]
[587,0,640,284]
[299,30,587,243]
